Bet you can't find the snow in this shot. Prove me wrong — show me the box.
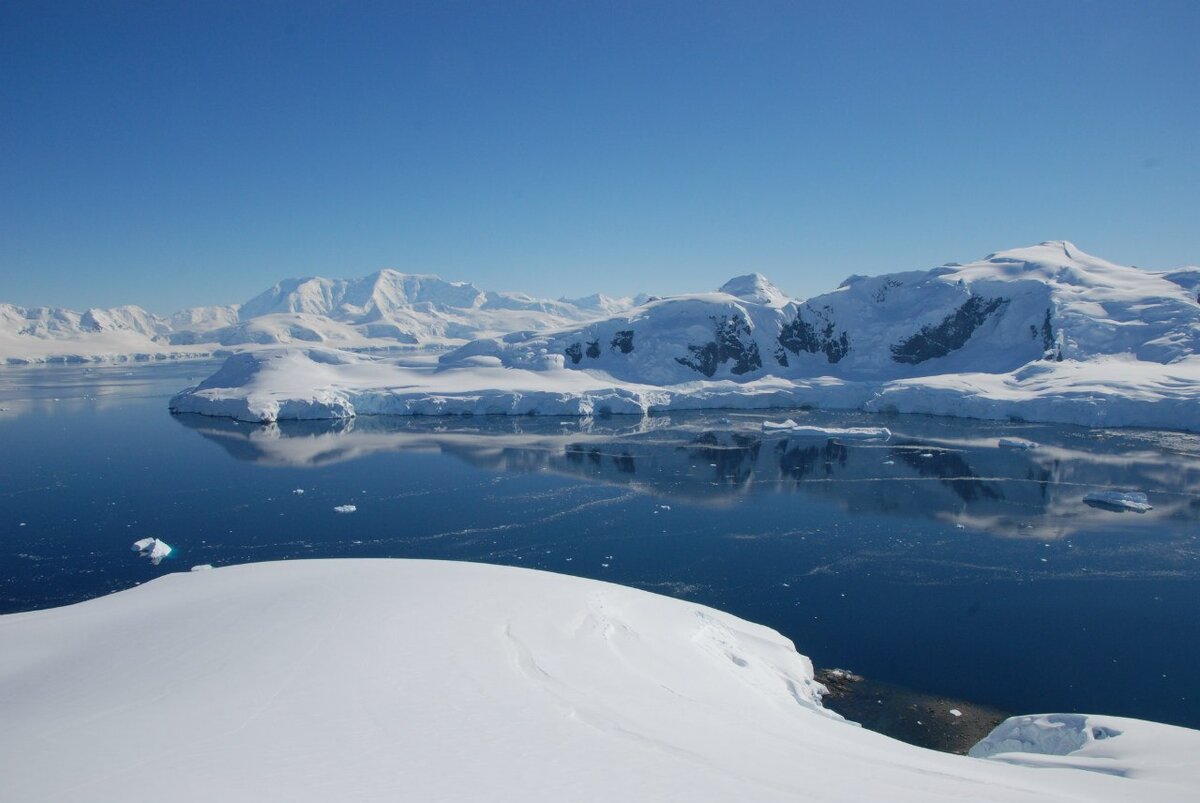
[130,537,172,564]
[1,558,1197,802]
[1,270,640,364]
[168,242,1200,432]
[1082,491,1153,512]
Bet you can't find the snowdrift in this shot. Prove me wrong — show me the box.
[2,559,1197,802]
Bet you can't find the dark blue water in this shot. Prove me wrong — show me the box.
[2,362,1199,728]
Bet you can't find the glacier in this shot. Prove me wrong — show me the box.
[170,242,1200,431]
[1,559,1196,802]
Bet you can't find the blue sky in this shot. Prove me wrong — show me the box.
[2,1,1197,313]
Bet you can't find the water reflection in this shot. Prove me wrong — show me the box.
[173,411,1200,541]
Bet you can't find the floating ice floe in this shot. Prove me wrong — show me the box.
[130,537,172,565]
[1082,491,1153,512]
[762,421,890,441]
[190,564,213,572]
[292,488,305,495]
[333,505,357,514]
[999,437,1038,450]
[791,426,891,441]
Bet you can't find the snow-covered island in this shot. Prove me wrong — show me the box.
[2,558,1197,802]
[170,242,1200,431]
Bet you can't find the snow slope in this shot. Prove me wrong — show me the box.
[1,270,639,364]
[2,558,1196,802]
[171,242,1200,430]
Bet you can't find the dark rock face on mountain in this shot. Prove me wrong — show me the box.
[890,296,1009,365]
[777,306,851,365]
[676,314,763,377]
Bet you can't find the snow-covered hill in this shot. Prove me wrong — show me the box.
[170,242,1200,430]
[0,270,641,364]
[2,559,1197,802]
[444,241,1200,382]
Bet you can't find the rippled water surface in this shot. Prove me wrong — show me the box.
[2,361,1199,727]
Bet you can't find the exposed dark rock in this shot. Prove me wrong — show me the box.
[611,330,635,354]
[778,306,850,363]
[815,668,1008,755]
[564,342,583,364]
[676,314,763,377]
[585,340,601,359]
[890,296,1009,364]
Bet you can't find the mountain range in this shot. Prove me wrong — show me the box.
[0,270,648,364]
[167,241,1200,430]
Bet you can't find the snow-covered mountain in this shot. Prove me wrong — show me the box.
[443,241,1200,383]
[0,270,643,363]
[170,242,1200,430]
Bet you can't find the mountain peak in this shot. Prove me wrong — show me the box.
[718,273,788,306]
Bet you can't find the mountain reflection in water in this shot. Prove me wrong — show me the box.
[173,410,1200,543]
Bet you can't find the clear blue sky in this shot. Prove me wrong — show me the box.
[2,0,1197,313]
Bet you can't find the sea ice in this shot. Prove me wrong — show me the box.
[789,426,891,441]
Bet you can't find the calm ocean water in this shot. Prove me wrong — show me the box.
[2,361,1198,727]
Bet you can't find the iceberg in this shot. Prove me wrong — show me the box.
[1082,491,1153,512]
[787,425,891,441]
[130,537,172,564]
[999,437,1038,449]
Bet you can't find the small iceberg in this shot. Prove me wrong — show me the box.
[762,421,890,441]
[131,537,172,565]
[791,426,891,441]
[191,564,214,572]
[1083,491,1152,513]
[333,504,358,514]
[999,437,1038,450]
